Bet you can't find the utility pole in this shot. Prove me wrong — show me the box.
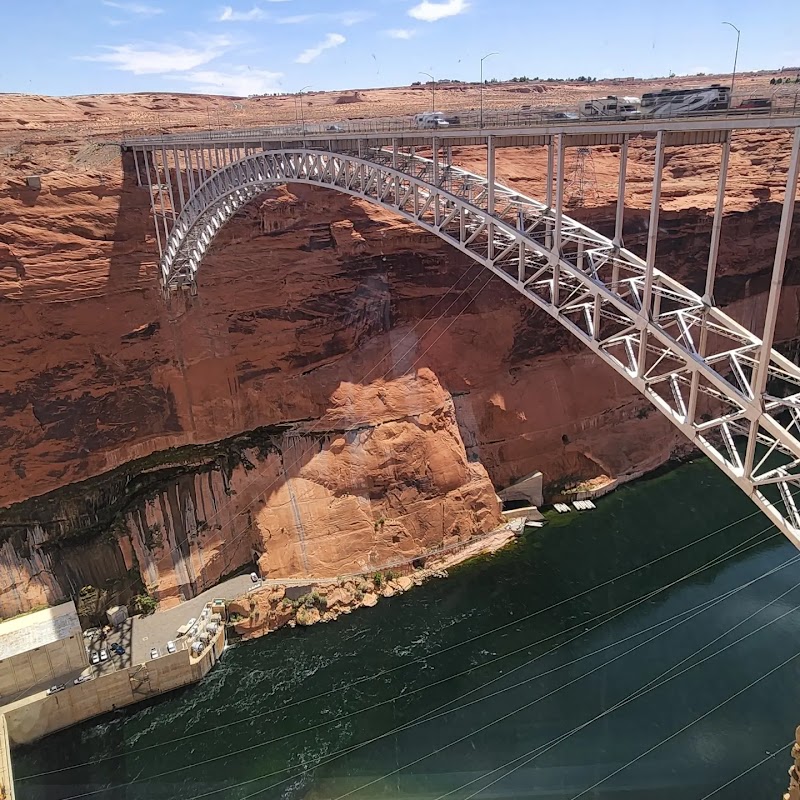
[298,85,311,135]
[419,71,436,111]
[722,21,740,105]
[480,52,498,129]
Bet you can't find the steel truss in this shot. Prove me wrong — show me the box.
[128,135,800,547]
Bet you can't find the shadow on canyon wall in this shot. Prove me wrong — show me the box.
[108,147,156,288]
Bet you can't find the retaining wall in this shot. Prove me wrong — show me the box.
[0,715,13,800]
[3,626,225,746]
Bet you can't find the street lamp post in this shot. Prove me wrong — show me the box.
[480,52,499,129]
[298,85,311,135]
[722,21,740,105]
[419,72,436,111]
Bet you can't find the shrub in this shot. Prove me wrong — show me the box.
[134,593,157,616]
[373,572,384,588]
[384,570,397,582]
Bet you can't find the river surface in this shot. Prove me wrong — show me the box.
[13,458,800,800]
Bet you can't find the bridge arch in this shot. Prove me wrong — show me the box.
[154,146,800,545]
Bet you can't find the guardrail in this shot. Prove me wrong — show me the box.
[120,101,800,148]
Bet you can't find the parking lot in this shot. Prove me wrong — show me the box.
[83,573,254,672]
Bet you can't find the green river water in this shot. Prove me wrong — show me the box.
[12,458,800,800]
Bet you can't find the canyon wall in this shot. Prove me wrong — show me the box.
[1,123,798,616]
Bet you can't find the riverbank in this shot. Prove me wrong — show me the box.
[13,457,796,800]
[229,522,522,641]
[13,458,798,800]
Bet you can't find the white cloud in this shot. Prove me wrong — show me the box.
[176,66,283,96]
[278,11,371,25]
[79,36,231,74]
[102,1,163,15]
[385,28,415,39]
[339,11,373,25]
[408,0,469,22]
[295,32,345,64]
[278,13,314,23]
[218,5,265,21]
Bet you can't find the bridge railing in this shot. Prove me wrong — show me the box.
[120,98,800,148]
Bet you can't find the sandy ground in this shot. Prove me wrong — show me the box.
[1,69,797,146]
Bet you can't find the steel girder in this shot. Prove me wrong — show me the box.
[149,146,800,547]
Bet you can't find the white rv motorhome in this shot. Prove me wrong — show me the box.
[580,96,640,118]
[414,112,450,129]
[640,86,731,117]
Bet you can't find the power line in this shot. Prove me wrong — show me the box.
[433,568,800,800]
[316,551,800,800]
[52,528,778,798]
[21,503,773,781]
[46,525,788,800]
[566,650,800,799]
[698,740,792,800]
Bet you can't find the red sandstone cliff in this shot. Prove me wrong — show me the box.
[0,97,798,617]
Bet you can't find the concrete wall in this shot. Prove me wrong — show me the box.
[4,626,225,746]
[0,635,87,697]
[499,472,543,508]
[0,715,13,800]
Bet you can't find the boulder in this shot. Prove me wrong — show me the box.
[296,607,320,626]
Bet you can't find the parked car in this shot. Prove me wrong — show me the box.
[73,675,93,685]
[114,645,125,656]
[736,97,771,114]
[150,647,159,660]
[166,640,177,654]
[46,684,66,696]
[250,572,260,583]
[90,651,100,665]
[99,649,108,662]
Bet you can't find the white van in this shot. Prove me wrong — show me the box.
[414,112,450,129]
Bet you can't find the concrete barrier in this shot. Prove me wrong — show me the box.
[0,714,14,800]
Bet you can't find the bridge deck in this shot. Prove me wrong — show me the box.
[121,113,800,151]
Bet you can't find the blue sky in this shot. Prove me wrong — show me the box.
[2,0,800,97]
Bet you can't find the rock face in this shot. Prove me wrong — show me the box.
[0,371,501,615]
[1,112,799,617]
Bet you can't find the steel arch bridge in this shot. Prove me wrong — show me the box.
[122,119,800,547]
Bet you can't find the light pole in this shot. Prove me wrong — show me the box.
[722,21,740,106]
[419,72,436,111]
[298,85,311,135]
[480,51,498,128]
